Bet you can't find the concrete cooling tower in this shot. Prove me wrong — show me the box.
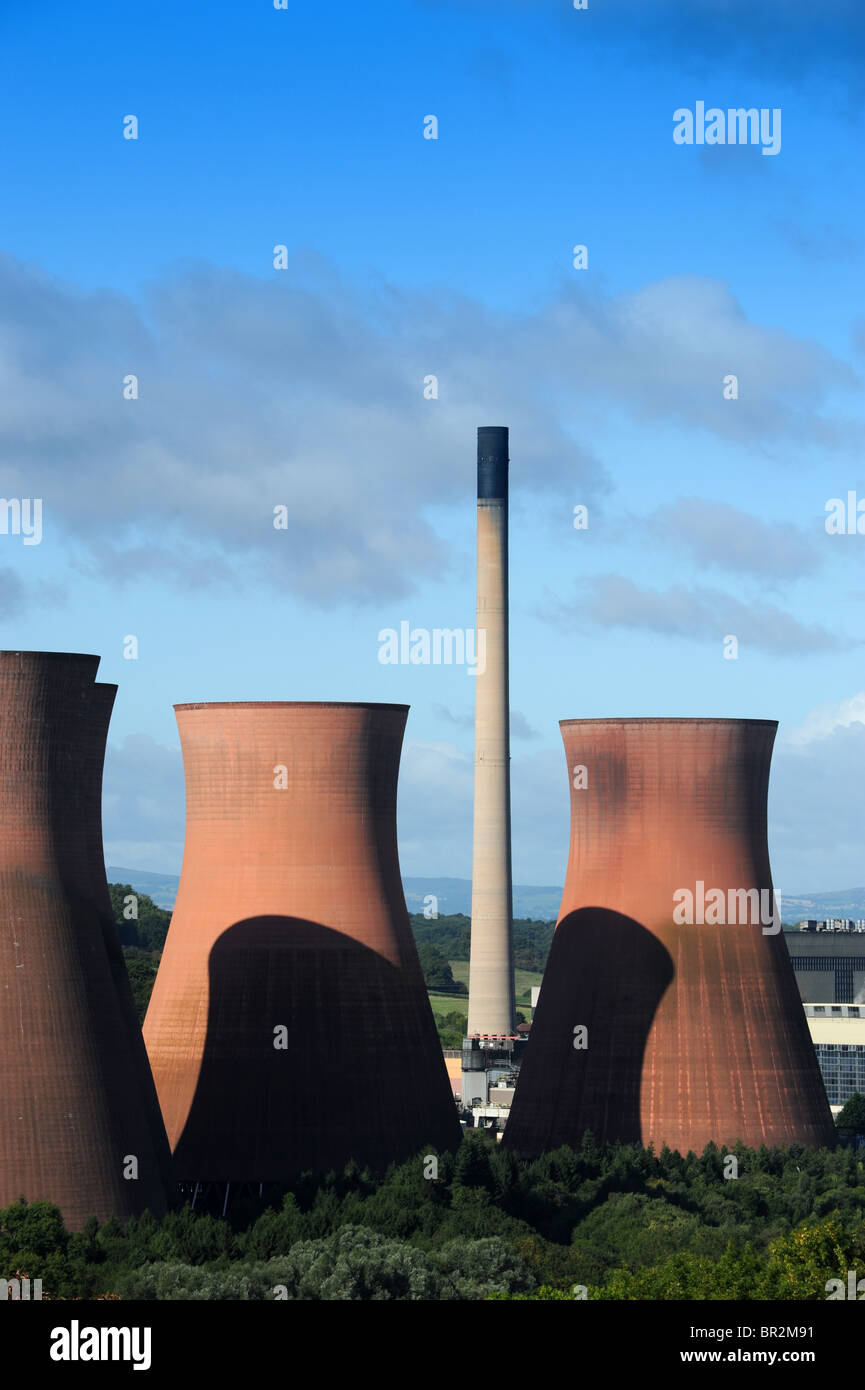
[0,652,169,1228]
[81,682,174,1196]
[505,718,834,1157]
[143,702,460,1182]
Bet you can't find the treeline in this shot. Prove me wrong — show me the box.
[409,913,555,977]
[3,1133,863,1300]
[109,885,171,952]
[109,898,554,1019]
[416,943,467,996]
[109,885,171,1022]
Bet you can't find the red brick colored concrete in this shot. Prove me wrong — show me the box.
[143,702,459,1180]
[82,683,173,1196]
[505,719,834,1157]
[0,653,169,1227]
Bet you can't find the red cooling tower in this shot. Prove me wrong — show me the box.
[0,652,169,1228]
[143,702,460,1180]
[81,682,173,1195]
[505,718,834,1157]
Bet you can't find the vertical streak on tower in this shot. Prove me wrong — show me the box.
[468,426,515,1037]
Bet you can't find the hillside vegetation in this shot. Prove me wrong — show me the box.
[3,1134,863,1300]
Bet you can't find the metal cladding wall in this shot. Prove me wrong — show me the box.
[143,702,460,1181]
[0,652,169,1228]
[504,718,835,1157]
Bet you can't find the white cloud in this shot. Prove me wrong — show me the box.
[102,733,186,873]
[771,721,865,891]
[0,254,857,607]
[649,497,820,580]
[552,574,838,654]
[783,690,865,746]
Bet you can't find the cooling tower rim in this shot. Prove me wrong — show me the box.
[559,716,778,727]
[0,650,101,662]
[174,701,410,712]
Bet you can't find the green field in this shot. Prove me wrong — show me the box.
[427,991,467,1015]
[514,969,543,1005]
[445,960,543,1008]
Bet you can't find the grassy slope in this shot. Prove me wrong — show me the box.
[434,960,543,1011]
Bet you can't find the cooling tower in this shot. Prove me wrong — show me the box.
[505,718,834,1156]
[143,702,460,1181]
[0,652,169,1227]
[81,682,173,1195]
[467,426,515,1037]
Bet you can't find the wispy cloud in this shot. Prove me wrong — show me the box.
[425,0,865,101]
[783,690,865,745]
[434,701,538,739]
[551,574,839,654]
[0,254,857,605]
[102,733,186,873]
[649,497,821,580]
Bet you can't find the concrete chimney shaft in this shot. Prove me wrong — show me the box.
[468,427,515,1036]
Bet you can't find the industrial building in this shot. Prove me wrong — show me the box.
[0,651,169,1228]
[4,425,848,1221]
[504,718,835,1157]
[803,1004,865,1113]
[796,920,865,932]
[785,931,865,1004]
[461,1035,525,1130]
[143,701,460,1185]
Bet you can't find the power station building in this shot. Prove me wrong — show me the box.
[802,1004,865,1113]
[504,718,835,1157]
[143,701,459,1184]
[785,931,865,1005]
[0,651,169,1228]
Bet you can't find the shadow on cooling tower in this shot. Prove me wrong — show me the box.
[173,916,455,1182]
[505,908,675,1156]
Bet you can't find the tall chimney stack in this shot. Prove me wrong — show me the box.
[467,426,515,1037]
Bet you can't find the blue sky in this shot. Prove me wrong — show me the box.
[0,0,863,893]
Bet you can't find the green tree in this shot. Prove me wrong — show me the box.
[762,1217,865,1300]
[836,1092,865,1135]
[435,1237,534,1297]
[122,950,161,1023]
[417,943,466,994]
[108,884,172,952]
[453,1133,496,1193]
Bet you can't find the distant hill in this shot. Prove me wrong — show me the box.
[402,878,562,920]
[107,868,562,919]
[107,867,180,910]
[108,866,865,924]
[778,889,865,920]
